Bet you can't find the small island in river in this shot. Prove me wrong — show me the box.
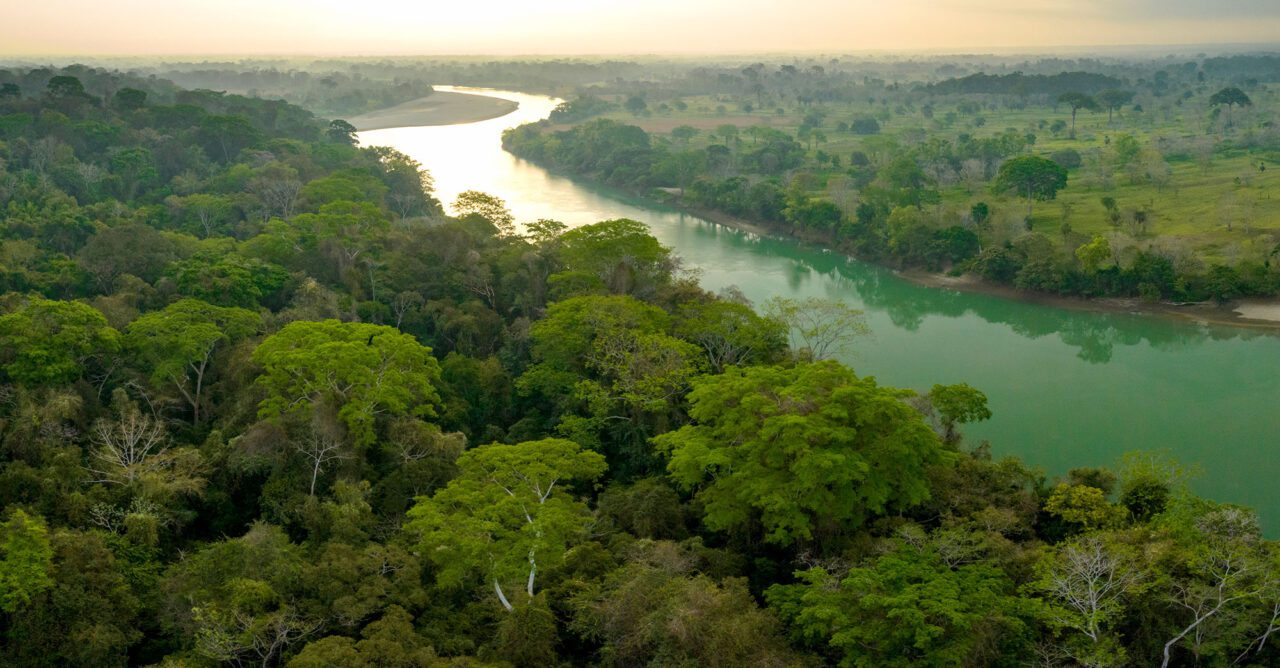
[347,90,518,130]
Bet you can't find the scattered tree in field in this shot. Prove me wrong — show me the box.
[624,95,647,115]
[994,155,1069,219]
[1209,87,1252,127]
[1057,92,1099,136]
[1096,89,1135,124]
[670,125,697,144]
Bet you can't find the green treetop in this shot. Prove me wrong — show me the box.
[406,438,607,611]
[127,298,261,424]
[252,320,441,446]
[0,298,120,386]
[655,361,951,546]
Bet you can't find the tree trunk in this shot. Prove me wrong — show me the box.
[494,579,514,612]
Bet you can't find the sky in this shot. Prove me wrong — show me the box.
[3,0,1279,56]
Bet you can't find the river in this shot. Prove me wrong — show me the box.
[359,87,1280,528]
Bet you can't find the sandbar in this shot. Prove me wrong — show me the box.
[346,91,518,131]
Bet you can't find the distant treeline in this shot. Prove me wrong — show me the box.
[151,67,435,117]
[1202,54,1280,82]
[926,71,1124,96]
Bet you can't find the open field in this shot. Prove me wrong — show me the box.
[579,84,1280,273]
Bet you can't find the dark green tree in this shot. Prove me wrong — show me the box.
[994,155,1069,219]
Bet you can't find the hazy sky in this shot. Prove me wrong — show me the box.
[4,0,1279,56]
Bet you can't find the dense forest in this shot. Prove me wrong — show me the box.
[502,54,1280,304]
[4,64,1280,668]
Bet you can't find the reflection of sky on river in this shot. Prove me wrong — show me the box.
[359,88,1280,531]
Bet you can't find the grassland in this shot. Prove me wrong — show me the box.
[587,86,1280,271]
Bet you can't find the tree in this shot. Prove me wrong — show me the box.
[926,383,992,444]
[1076,235,1113,273]
[127,299,261,424]
[45,75,85,100]
[112,87,147,111]
[198,114,262,163]
[768,539,1034,667]
[655,362,950,545]
[166,193,237,238]
[1157,507,1269,668]
[715,123,739,145]
[0,298,120,386]
[624,95,647,115]
[670,125,698,144]
[555,219,675,297]
[1096,89,1135,124]
[169,252,288,307]
[452,190,515,236]
[674,300,787,373]
[371,147,441,218]
[252,320,442,447]
[994,155,1068,219]
[326,119,358,145]
[970,201,990,228]
[5,528,142,665]
[573,541,800,667]
[0,509,54,613]
[295,415,351,496]
[1057,92,1099,136]
[288,606,440,668]
[763,296,868,360]
[1209,87,1252,127]
[1032,534,1143,667]
[406,438,606,611]
[163,523,321,667]
[521,294,670,402]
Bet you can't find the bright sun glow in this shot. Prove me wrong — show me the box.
[4,0,1279,55]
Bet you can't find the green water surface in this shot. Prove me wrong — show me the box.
[360,88,1280,527]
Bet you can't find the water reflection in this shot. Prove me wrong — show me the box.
[359,87,1280,530]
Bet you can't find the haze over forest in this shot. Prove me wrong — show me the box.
[5,0,1280,55]
[5,1,1280,667]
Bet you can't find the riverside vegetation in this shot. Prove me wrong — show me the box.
[502,54,1280,305]
[4,64,1280,668]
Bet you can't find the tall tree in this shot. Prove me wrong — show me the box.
[127,299,261,424]
[0,298,120,387]
[252,320,441,447]
[0,510,54,613]
[994,155,1069,219]
[1096,89,1135,124]
[406,438,607,611]
[763,296,868,361]
[1057,92,1099,136]
[1208,86,1252,127]
[655,361,950,546]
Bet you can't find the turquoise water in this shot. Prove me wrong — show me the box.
[359,88,1280,527]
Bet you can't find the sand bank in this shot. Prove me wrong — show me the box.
[347,91,518,131]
